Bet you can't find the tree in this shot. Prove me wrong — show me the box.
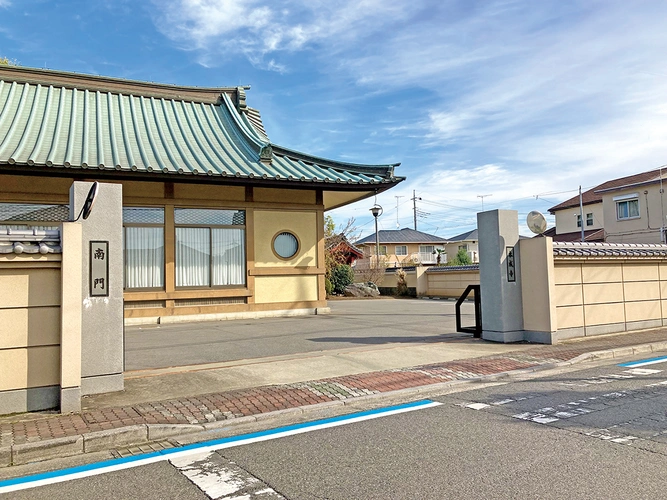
[435,248,446,265]
[448,248,473,266]
[324,215,357,295]
[330,264,354,294]
[0,57,18,66]
[395,268,409,296]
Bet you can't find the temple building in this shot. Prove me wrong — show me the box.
[0,66,404,325]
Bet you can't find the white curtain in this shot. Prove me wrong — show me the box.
[176,227,210,286]
[274,232,298,258]
[212,228,245,285]
[124,227,164,288]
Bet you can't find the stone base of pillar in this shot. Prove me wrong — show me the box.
[60,386,81,413]
[482,329,525,343]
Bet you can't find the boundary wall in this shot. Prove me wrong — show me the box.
[478,209,667,344]
[355,265,480,298]
[0,181,124,415]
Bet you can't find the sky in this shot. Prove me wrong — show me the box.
[2,0,667,240]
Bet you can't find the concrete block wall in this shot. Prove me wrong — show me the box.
[425,268,480,298]
[0,256,62,413]
[554,260,667,339]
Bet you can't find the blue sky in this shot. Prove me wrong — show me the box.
[3,1,667,240]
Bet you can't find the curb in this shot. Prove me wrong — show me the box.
[2,340,667,469]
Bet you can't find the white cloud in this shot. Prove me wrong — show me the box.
[151,0,413,70]
[150,0,667,234]
[0,0,10,8]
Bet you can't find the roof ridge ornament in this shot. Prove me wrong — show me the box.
[236,86,247,112]
[259,144,273,164]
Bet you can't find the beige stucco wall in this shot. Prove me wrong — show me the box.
[254,210,318,268]
[367,268,419,289]
[426,269,480,298]
[554,203,604,235]
[255,188,316,205]
[0,257,62,392]
[254,275,319,303]
[554,259,667,335]
[520,238,557,333]
[602,185,665,244]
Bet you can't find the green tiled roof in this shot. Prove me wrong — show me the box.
[0,67,402,188]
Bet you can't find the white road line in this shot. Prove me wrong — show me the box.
[0,400,442,495]
[464,403,490,410]
[619,356,667,368]
[170,451,284,499]
[624,368,663,376]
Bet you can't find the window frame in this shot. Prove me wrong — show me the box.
[271,230,301,261]
[586,213,594,226]
[122,207,166,291]
[174,208,247,290]
[419,245,435,255]
[395,245,408,256]
[616,198,640,221]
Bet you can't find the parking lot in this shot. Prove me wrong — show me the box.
[124,298,477,371]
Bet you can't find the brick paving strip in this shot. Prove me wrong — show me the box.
[2,329,667,467]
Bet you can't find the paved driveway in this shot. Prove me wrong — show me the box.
[124,298,476,371]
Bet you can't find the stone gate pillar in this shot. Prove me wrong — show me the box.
[70,181,124,395]
[477,210,524,342]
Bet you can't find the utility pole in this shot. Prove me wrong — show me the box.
[411,190,422,230]
[661,166,665,244]
[579,186,585,243]
[395,195,403,228]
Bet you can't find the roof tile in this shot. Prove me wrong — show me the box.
[0,67,403,189]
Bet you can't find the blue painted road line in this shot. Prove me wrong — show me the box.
[0,399,442,494]
[618,355,667,368]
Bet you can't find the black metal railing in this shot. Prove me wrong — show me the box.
[455,284,482,338]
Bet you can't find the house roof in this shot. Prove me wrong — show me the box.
[356,227,447,245]
[543,226,605,242]
[0,66,403,194]
[447,228,478,242]
[325,233,364,258]
[548,168,665,213]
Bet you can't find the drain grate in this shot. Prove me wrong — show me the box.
[111,439,178,458]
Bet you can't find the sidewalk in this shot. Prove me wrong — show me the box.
[2,327,667,468]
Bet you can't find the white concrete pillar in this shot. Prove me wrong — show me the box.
[60,222,82,412]
[70,182,124,395]
[477,210,524,342]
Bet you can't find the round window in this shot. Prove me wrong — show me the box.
[273,232,299,259]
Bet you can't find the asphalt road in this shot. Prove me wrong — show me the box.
[124,298,474,370]
[5,353,667,499]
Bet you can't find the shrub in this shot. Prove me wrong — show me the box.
[448,248,473,266]
[395,268,409,296]
[325,277,333,296]
[330,264,354,294]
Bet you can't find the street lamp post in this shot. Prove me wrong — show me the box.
[370,204,383,267]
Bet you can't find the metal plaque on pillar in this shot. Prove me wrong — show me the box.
[90,241,109,297]
[506,246,516,282]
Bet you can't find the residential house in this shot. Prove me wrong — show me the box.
[0,66,405,324]
[355,227,447,267]
[547,168,666,244]
[444,228,479,263]
[325,233,364,266]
